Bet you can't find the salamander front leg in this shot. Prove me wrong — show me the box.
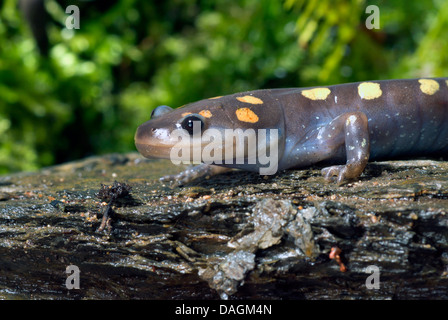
[320,112,370,185]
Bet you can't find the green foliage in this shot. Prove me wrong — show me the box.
[286,0,448,83]
[0,0,447,173]
[0,0,70,172]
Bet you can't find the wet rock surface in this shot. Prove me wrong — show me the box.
[0,153,447,299]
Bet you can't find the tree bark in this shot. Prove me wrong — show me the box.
[0,153,446,299]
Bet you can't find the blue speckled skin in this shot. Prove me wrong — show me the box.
[135,77,448,184]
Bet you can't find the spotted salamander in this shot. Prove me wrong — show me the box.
[135,78,448,185]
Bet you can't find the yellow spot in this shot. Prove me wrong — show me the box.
[358,82,382,100]
[236,95,264,104]
[419,79,440,95]
[445,80,448,88]
[236,108,259,123]
[181,112,192,117]
[346,115,358,125]
[301,88,331,100]
[209,96,222,100]
[199,110,212,118]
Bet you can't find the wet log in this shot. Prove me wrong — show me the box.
[0,153,447,299]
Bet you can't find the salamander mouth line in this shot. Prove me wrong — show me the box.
[135,127,280,175]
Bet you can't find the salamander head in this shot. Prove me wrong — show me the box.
[135,105,205,160]
[135,93,285,172]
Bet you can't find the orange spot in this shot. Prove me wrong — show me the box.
[329,247,347,272]
[209,96,222,100]
[236,95,264,104]
[236,108,259,123]
[199,110,212,118]
[181,112,192,117]
[329,247,340,260]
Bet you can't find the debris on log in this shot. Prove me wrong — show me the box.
[0,153,447,299]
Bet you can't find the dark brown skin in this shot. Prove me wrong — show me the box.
[135,78,448,185]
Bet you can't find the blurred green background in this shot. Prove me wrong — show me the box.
[0,0,447,174]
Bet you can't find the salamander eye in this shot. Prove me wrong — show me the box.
[180,114,205,135]
[151,105,173,119]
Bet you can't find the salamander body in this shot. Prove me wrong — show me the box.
[135,78,448,184]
